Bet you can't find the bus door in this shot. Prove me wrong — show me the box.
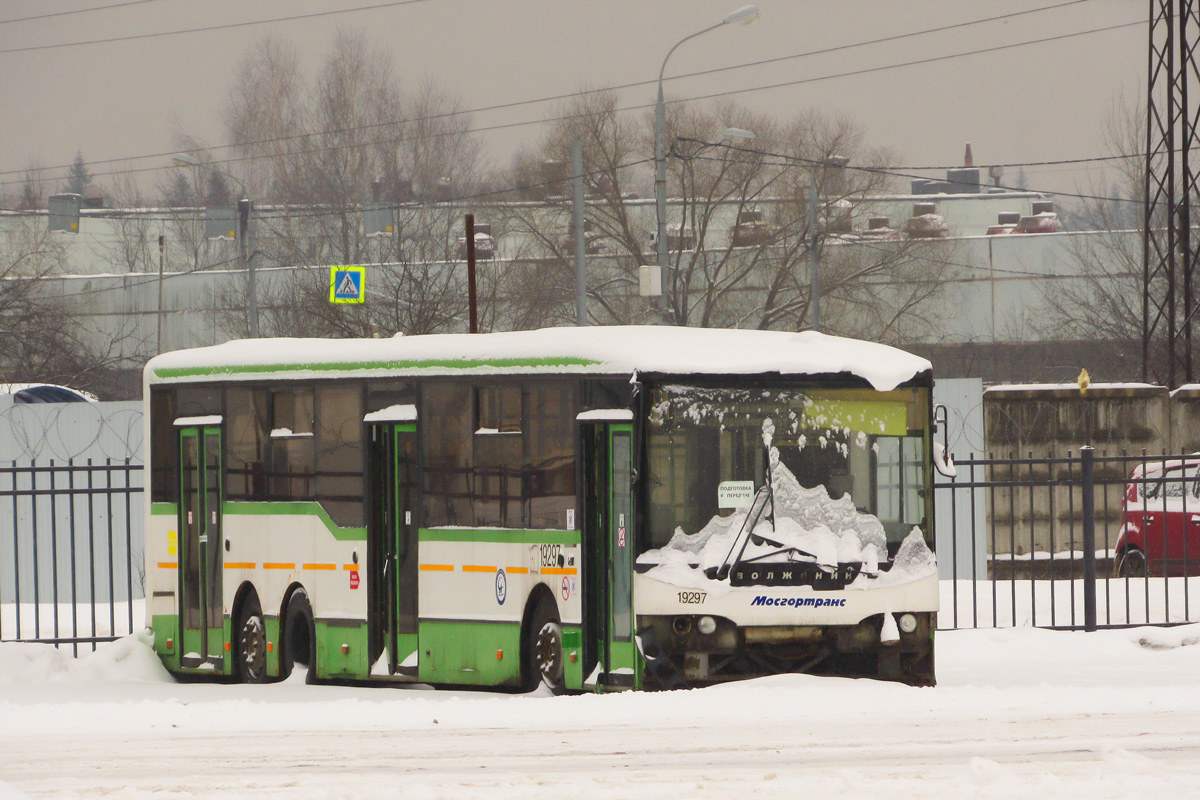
[367,418,419,676]
[580,417,638,690]
[177,421,225,670]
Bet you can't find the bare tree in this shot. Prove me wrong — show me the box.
[207,30,486,338]
[95,167,157,274]
[1036,97,1147,380]
[223,36,307,203]
[496,90,959,340]
[497,89,658,327]
[13,162,52,211]
[0,215,136,396]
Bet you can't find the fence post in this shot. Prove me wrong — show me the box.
[1081,446,1097,631]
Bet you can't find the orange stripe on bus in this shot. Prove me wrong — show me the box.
[419,564,454,572]
[506,567,529,574]
[263,562,295,570]
[462,565,496,573]
[343,564,359,571]
[224,562,255,569]
[541,567,578,576]
[157,562,177,569]
[303,563,336,571]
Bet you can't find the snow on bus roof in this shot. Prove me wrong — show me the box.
[146,326,931,391]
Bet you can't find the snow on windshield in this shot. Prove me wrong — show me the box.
[639,421,935,593]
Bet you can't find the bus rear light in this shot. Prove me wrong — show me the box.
[341,643,349,655]
[224,642,231,652]
[267,642,273,653]
[165,638,173,651]
[569,652,577,663]
[496,649,503,660]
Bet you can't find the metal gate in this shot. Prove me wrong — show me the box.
[935,449,1200,630]
[0,459,144,654]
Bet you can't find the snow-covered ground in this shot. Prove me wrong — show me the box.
[1,617,1199,799]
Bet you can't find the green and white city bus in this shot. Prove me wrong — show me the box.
[143,326,938,691]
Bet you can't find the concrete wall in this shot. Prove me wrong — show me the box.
[981,384,1189,555]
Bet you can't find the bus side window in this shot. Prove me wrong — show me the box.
[316,384,364,528]
[422,382,473,527]
[226,386,269,500]
[269,388,315,501]
[150,388,176,503]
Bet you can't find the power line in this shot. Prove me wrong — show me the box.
[0,0,1108,178]
[676,18,1145,109]
[677,136,1144,172]
[0,0,165,25]
[0,14,1144,195]
[682,145,1141,207]
[0,0,433,55]
[0,22,1148,225]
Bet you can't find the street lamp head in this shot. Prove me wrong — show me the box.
[722,5,760,25]
[722,127,756,141]
[170,152,201,168]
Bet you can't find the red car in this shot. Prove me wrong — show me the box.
[1115,457,1200,576]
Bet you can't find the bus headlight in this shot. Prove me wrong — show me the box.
[697,616,717,635]
[898,613,918,634]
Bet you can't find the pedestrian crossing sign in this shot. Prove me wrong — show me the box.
[329,266,365,304]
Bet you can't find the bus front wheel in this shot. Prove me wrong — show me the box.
[526,599,565,695]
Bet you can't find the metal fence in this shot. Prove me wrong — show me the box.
[0,459,144,654]
[935,448,1200,630]
[4,448,1198,652]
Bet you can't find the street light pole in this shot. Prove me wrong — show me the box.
[809,179,820,332]
[655,5,760,325]
[170,153,258,338]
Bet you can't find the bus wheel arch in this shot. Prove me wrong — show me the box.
[280,584,316,683]
[231,583,268,684]
[521,585,564,694]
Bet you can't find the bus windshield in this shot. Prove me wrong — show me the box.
[641,383,933,578]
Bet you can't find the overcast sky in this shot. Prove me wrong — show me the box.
[0,0,1145,203]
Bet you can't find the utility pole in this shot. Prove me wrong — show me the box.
[571,139,587,326]
[157,234,165,353]
[239,197,257,338]
[465,214,478,333]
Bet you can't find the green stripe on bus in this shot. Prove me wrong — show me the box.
[419,528,581,545]
[151,502,178,516]
[222,501,367,541]
[153,356,601,380]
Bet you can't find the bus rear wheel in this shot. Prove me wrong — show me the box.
[526,600,565,695]
[282,589,316,684]
[235,596,268,684]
